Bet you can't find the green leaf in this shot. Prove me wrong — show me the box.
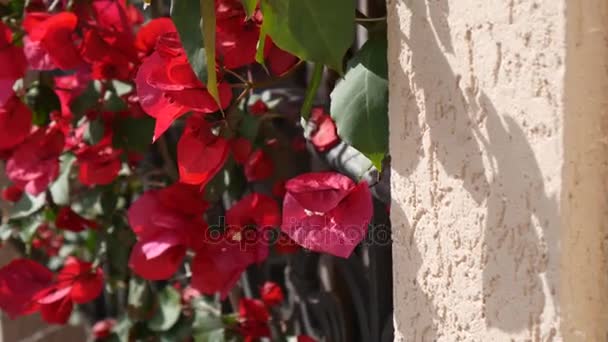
[201,0,219,103]
[104,91,127,112]
[160,316,195,342]
[148,286,182,332]
[112,115,155,152]
[240,0,258,17]
[330,37,388,169]
[9,192,45,219]
[260,0,355,72]
[49,154,75,206]
[25,84,61,127]
[255,25,267,65]
[171,0,207,82]
[19,214,43,243]
[70,81,100,121]
[85,117,105,144]
[105,226,134,280]
[194,329,225,342]
[239,113,261,141]
[111,317,133,342]
[128,277,150,310]
[0,224,13,241]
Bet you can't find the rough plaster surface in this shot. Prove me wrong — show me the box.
[388,0,608,340]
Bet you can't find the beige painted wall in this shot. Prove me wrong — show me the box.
[388,0,608,340]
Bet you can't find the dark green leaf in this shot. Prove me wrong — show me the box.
[239,113,261,141]
[104,92,127,112]
[85,117,105,145]
[25,84,61,127]
[9,193,45,219]
[260,0,355,72]
[240,0,258,17]
[148,286,182,332]
[112,115,155,152]
[111,317,133,342]
[171,0,207,82]
[106,226,134,280]
[8,0,25,14]
[70,81,100,121]
[128,277,150,311]
[330,37,388,169]
[160,315,195,342]
[100,188,118,218]
[19,214,43,243]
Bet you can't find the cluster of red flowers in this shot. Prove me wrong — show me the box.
[0,257,103,324]
[0,0,373,338]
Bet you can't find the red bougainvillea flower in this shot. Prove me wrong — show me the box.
[23,12,82,70]
[260,281,284,307]
[84,0,133,35]
[215,0,298,74]
[271,180,286,198]
[92,318,116,339]
[0,259,53,319]
[32,224,64,257]
[128,183,208,280]
[55,207,98,232]
[249,100,268,116]
[126,3,144,25]
[0,96,33,151]
[177,114,229,186]
[56,257,104,304]
[190,194,280,298]
[76,142,122,186]
[238,298,270,339]
[281,172,373,258]
[77,0,138,80]
[230,137,252,164]
[291,136,307,152]
[35,257,104,324]
[80,28,137,80]
[180,286,202,305]
[227,193,280,229]
[190,239,250,298]
[5,128,65,195]
[216,9,264,69]
[135,17,176,56]
[0,22,26,106]
[244,149,274,182]
[225,193,280,263]
[309,108,339,152]
[274,233,300,254]
[135,32,232,140]
[266,43,300,76]
[1,185,23,203]
[54,69,92,119]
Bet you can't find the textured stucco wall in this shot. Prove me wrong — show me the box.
[388,0,608,340]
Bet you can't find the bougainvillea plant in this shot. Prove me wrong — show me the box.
[0,0,388,340]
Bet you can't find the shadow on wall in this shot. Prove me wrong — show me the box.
[390,0,559,338]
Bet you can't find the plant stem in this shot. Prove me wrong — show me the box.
[300,63,324,121]
[355,16,387,22]
[223,68,251,86]
[157,136,178,181]
[228,60,305,90]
